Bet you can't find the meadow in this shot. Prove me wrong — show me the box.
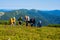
[0,25,60,40]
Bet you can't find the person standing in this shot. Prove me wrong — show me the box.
[37,20,42,27]
[18,17,23,25]
[10,18,13,25]
[30,18,36,26]
[25,16,30,26]
[13,17,16,25]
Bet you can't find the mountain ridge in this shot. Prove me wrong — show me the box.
[0,9,60,25]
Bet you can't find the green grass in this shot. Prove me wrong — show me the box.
[0,25,60,40]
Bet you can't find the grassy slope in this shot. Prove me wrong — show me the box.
[0,25,60,40]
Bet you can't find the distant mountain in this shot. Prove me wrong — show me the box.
[44,10,60,16]
[0,9,60,25]
[0,9,12,12]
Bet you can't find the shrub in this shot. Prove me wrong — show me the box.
[48,24,60,27]
[0,20,9,25]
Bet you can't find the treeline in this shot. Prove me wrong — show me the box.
[0,20,25,25]
[0,20,9,25]
[0,20,60,27]
[48,24,60,27]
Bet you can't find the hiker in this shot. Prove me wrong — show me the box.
[13,17,16,25]
[37,20,42,27]
[30,18,36,26]
[25,16,30,26]
[18,17,23,25]
[10,18,13,25]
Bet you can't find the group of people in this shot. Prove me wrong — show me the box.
[10,16,42,27]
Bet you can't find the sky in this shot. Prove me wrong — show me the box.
[0,0,60,10]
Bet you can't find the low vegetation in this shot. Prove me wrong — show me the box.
[0,25,60,40]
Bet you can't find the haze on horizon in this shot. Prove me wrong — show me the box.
[0,0,60,10]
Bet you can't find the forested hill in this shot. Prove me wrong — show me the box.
[0,9,60,25]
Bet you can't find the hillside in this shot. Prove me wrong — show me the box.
[0,9,60,25]
[0,25,60,40]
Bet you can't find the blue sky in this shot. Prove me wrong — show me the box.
[0,0,60,10]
